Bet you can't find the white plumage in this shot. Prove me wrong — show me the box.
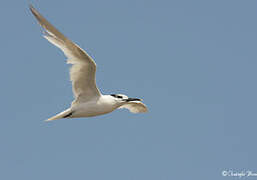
[30,5,148,121]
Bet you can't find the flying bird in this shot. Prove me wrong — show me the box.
[29,5,148,121]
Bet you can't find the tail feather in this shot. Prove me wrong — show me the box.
[46,108,72,121]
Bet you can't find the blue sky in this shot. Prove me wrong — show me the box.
[1,0,257,179]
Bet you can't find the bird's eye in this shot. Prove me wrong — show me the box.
[111,94,123,99]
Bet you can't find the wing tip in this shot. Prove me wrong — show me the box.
[29,4,40,22]
[29,3,36,14]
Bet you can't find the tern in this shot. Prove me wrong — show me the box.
[29,5,148,121]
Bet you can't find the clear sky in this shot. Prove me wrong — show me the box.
[1,0,257,179]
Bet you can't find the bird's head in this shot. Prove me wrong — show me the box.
[110,94,142,103]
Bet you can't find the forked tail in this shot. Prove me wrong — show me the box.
[46,108,73,121]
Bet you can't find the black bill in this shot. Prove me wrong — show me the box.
[125,98,142,102]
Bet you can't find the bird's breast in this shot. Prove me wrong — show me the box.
[71,100,117,118]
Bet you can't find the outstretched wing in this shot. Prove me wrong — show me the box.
[119,101,148,113]
[30,5,101,103]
